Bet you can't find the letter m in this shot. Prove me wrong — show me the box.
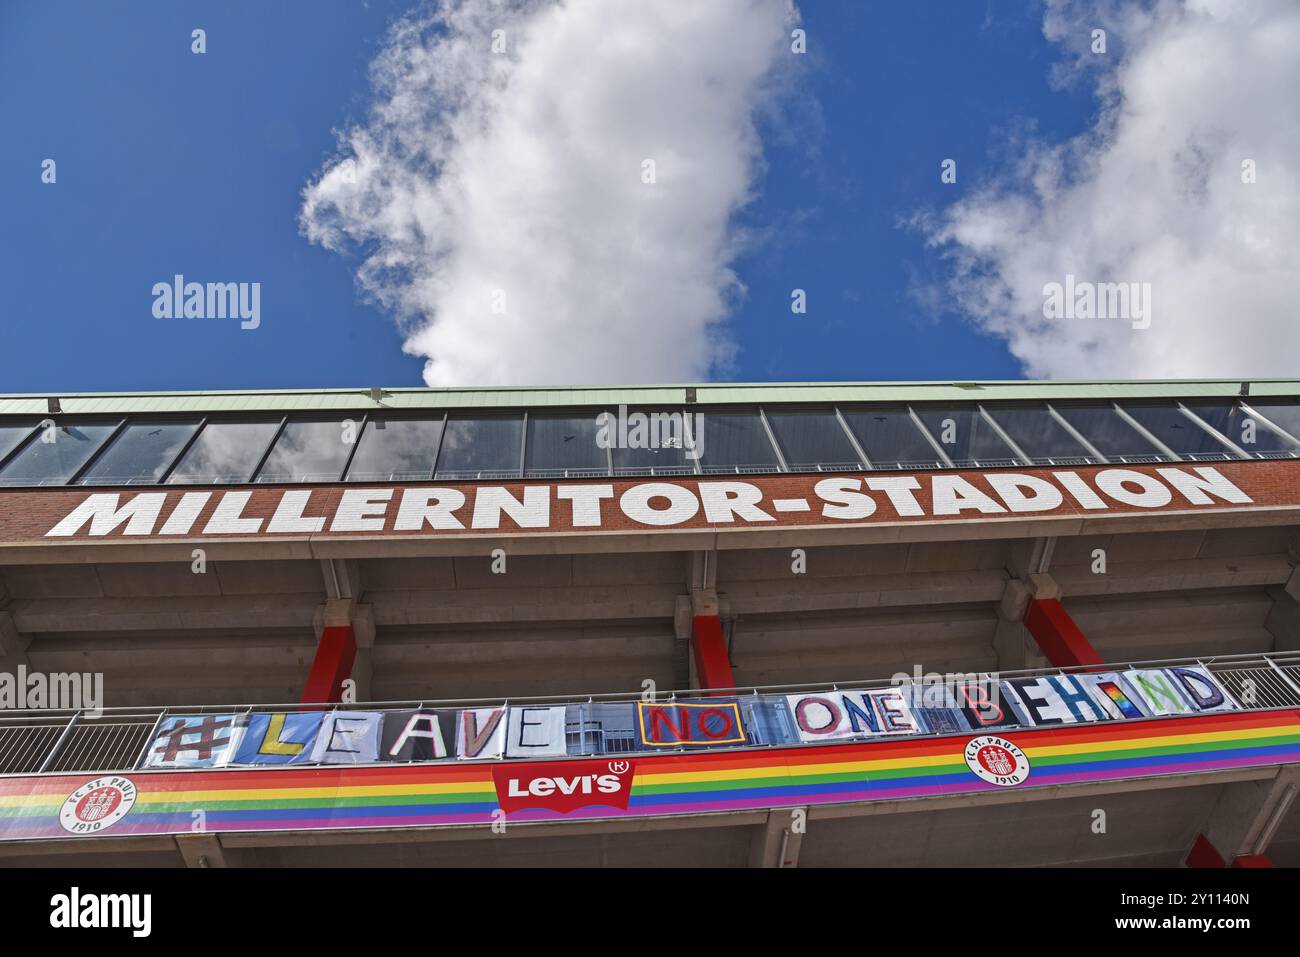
[1098,282,1129,318]
[206,282,239,319]
[46,493,166,537]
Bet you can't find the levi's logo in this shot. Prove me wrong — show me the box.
[492,759,635,815]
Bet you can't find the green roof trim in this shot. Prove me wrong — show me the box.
[0,379,1294,416]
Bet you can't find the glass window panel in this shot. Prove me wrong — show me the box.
[255,418,357,483]
[1119,403,1235,459]
[0,421,39,464]
[840,407,942,469]
[1186,402,1297,455]
[914,407,1020,466]
[983,404,1096,464]
[609,408,691,475]
[167,420,281,485]
[525,413,608,477]
[435,415,523,479]
[765,410,862,471]
[1239,400,1300,452]
[0,420,120,487]
[696,411,781,474]
[1053,404,1162,462]
[77,420,200,485]
[346,416,443,482]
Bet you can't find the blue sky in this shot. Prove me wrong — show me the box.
[2,1,1105,393]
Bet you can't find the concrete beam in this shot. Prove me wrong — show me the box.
[0,609,32,670]
[10,594,321,634]
[1196,766,1300,862]
[1055,554,1292,598]
[749,807,806,868]
[175,833,229,868]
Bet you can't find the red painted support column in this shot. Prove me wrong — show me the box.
[1231,854,1274,867]
[691,615,735,695]
[1185,833,1226,868]
[1022,596,1105,669]
[300,624,357,708]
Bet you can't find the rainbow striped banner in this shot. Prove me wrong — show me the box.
[2,708,1298,841]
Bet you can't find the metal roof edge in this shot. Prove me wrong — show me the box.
[0,378,1294,415]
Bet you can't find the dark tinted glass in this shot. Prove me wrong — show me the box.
[696,412,781,474]
[1120,403,1235,459]
[841,407,942,469]
[0,421,119,486]
[1053,404,1162,462]
[609,408,692,475]
[766,410,862,471]
[1240,401,1300,452]
[346,417,443,482]
[77,420,200,485]
[914,407,1020,466]
[256,418,357,483]
[525,414,608,477]
[0,422,38,463]
[435,416,523,479]
[168,420,281,484]
[984,405,1095,463]
[1187,402,1297,455]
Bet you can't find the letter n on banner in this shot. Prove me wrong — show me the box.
[636,700,746,748]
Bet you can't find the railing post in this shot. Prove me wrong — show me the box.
[38,711,81,774]
[131,709,168,770]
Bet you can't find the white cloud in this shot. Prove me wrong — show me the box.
[301,0,798,387]
[921,0,1300,379]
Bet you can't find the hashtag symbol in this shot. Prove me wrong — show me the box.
[154,716,233,762]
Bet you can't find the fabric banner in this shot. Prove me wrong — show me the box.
[457,708,507,759]
[900,684,971,735]
[1125,669,1196,716]
[867,688,921,735]
[1077,672,1148,720]
[636,700,747,748]
[310,711,383,764]
[785,691,873,742]
[1004,675,1111,725]
[231,712,323,765]
[505,705,568,758]
[132,663,1248,774]
[953,680,1024,730]
[141,714,240,769]
[8,707,1300,842]
[1166,666,1236,713]
[381,710,457,761]
[784,689,919,742]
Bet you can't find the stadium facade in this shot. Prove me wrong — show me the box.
[1,379,1299,867]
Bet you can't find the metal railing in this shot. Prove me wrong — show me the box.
[1,649,1297,777]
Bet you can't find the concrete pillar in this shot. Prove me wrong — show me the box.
[994,579,1047,672]
[1263,534,1300,652]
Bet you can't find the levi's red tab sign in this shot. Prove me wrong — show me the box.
[493,759,636,815]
